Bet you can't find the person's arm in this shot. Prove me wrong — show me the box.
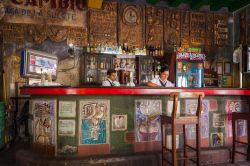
[114,81,120,86]
[147,81,158,87]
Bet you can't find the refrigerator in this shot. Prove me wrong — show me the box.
[175,52,205,88]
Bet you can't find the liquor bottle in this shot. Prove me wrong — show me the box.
[86,43,90,53]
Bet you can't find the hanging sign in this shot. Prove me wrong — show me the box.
[176,52,205,61]
[1,0,87,27]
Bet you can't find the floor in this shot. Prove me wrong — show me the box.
[1,138,250,166]
[0,137,30,166]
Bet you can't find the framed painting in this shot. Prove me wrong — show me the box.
[224,62,231,75]
[216,62,223,75]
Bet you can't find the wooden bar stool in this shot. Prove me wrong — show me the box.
[161,92,204,166]
[232,112,250,163]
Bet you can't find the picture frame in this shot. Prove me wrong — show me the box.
[216,62,223,75]
[224,62,231,75]
[221,75,232,87]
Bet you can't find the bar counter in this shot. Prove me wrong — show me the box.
[21,86,250,159]
[20,87,250,96]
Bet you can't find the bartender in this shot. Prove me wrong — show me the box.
[102,69,120,86]
[147,66,174,87]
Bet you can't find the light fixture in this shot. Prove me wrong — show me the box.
[68,43,74,58]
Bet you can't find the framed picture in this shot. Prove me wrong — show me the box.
[221,75,232,87]
[224,62,231,75]
[216,62,223,75]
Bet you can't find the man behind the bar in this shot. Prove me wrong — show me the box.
[147,66,174,87]
[102,69,120,87]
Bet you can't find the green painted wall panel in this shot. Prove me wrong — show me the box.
[31,95,249,156]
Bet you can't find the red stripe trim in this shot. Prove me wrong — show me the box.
[20,87,250,96]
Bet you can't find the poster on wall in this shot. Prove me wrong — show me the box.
[211,132,224,147]
[32,99,56,145]
[185,100,209,139]
[112,114,127,131]
[58,120,75,137]
[79,100,110,145]
[166,100,180,117]
[59,101,76,118]
[213,113,225,128]
[226,100,248,137]
[135,100,162,142]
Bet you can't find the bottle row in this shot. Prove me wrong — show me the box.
[85,43,164,57]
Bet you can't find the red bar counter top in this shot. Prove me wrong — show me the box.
[20,87,250,96]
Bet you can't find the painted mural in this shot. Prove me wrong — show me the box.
[185,100,209,139]
[79,100,110,144]
[135,100,162,142]
[226,100,248,137]
[32,99,56,145]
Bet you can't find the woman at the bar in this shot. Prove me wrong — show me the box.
[147,66,174,87]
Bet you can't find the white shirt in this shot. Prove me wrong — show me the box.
[102,78,120,87]
[149,78,174,87]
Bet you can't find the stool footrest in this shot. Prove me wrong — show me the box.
[235,140,250,146]
[162,146,172,152]
[177,156,198,160]
[190,158,198,164]
[162,157,172,165]
[185,144,197,151]
[235,150,249,156]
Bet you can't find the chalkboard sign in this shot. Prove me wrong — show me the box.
[89,1,117,46]
[214,14,229,46]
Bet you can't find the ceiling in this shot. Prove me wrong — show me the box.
[141,0,250,12]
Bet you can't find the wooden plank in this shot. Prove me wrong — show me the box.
[0,31,2,101]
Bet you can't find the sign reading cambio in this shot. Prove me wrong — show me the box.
[1,0,87,27]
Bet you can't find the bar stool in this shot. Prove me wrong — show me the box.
[161,92,204,166]
[232,112,250,163]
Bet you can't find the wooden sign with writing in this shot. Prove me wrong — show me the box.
[181,11,190,48]
[239,9,246,45]
[214,14,229,46]
[2,0,87,28]
[25,24,47,44]
[205,13,214,54]
[146,6,163,48]
[0,23,24,44]
[124,131,135,144]
[164,9,181,48]
[67,27,88,47]
[190,12,205,46]
[47,25,69,42]
[118,3,145,49]
[89,1,117,46]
